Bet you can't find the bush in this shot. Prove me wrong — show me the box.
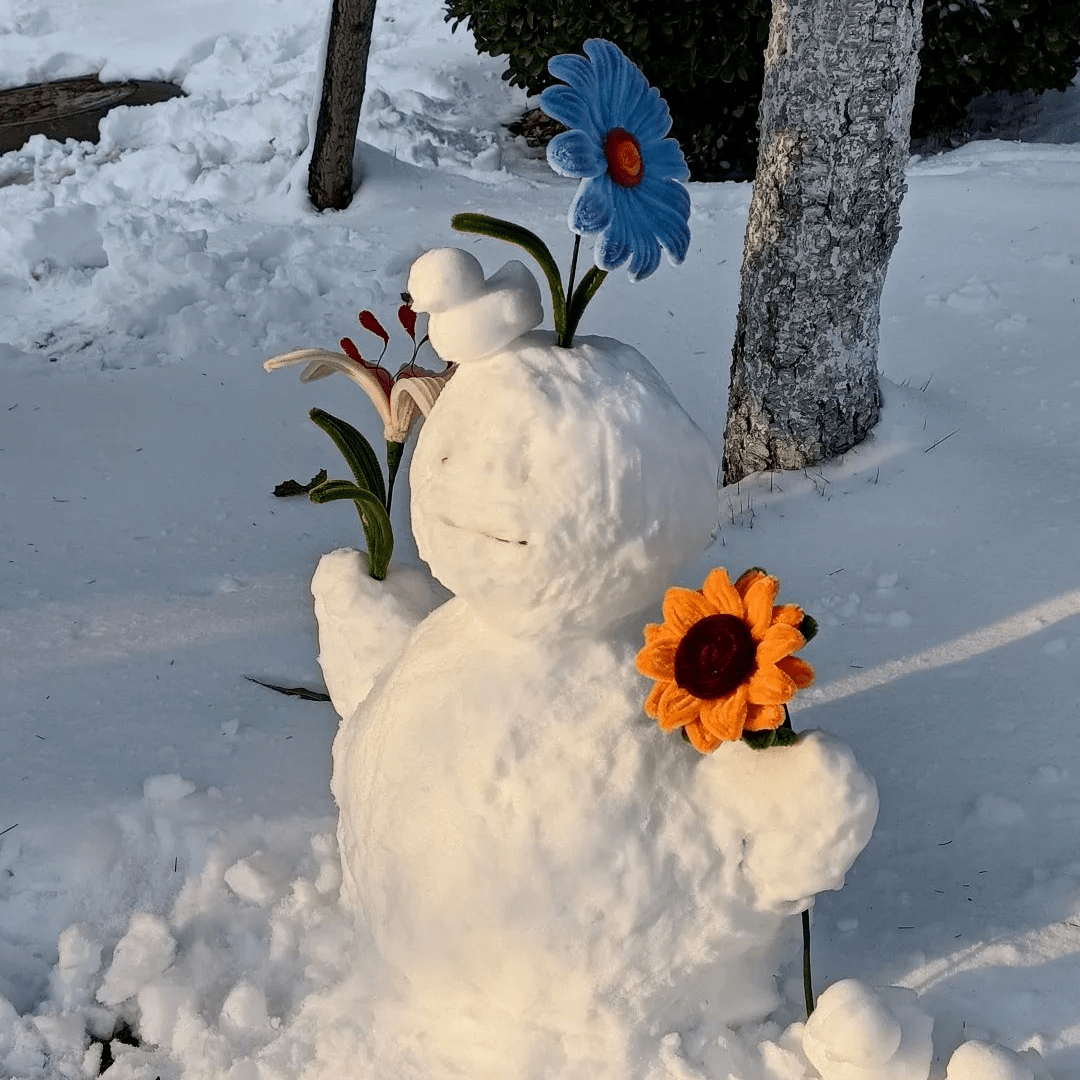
[444,0,1080,181]
[915,0,1080,139]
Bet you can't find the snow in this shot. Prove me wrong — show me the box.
[408,331,720,635]
[408,248,544,361]
[801,981,933,1080]
[1,0,1079,1076]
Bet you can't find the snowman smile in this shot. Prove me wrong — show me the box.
[438,515,529,547]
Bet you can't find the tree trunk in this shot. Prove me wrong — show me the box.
[308,0,378,211]
[722,0,923,485]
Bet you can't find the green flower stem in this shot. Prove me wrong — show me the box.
[743,703,815,1019]
[566,235,581,313]
[385,439,405,512]
[563,266,608,347]
[451,213,567,341]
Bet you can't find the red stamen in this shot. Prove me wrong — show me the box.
[605,128,644,187]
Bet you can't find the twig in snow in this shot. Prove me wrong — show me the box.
[244,676,331,702]
[924,429,959,452]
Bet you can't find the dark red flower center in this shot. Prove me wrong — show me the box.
[605,128,644,187]
[673,614,756,700]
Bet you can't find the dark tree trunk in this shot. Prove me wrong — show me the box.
[308,0,378,211]
[722,0,923,485]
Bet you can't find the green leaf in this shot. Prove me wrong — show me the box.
[742,725,800,750]
[799,614,819,643]
[451,212,566,340]
[309,408,387,508]
[273,468,327,497]
[741,728,778,750]
[309,479,394,580]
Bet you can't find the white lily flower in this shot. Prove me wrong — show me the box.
[263,348,454,443]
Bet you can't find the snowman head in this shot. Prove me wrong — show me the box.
[409,331,719,637]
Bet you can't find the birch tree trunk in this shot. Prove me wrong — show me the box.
[722,0,923,485]
[308,0,378,211]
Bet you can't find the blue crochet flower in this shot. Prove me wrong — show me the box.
[540,38,691,281]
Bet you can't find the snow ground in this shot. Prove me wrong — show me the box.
[1,0,1080,1076]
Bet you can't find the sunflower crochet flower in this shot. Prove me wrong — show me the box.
[540,38,691,281]
[637,568,814,753]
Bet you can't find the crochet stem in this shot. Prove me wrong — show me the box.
[802,906,814,1018]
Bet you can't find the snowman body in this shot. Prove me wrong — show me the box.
[317,332,877,1078]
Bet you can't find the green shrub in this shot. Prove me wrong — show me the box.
[915,0,1080,139]
[444,0,1080,181]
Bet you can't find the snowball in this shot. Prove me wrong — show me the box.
[694,731,879,909]
[97,912,177,1005]
[419,256,544,362]
[220,981,273,1038]
[311,550,445,722]
[804,980,902,1065]
[0,994,46,1076]
[802,982,933,1080]
[409,332,719,637]
[224,849,290,907]
[407,247,486,312]
[137,972,198,1048]
[50,922,103,1010]
[945,1040,1036,1080]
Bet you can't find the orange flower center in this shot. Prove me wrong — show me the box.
[674,614,756,700]
[604,128,644,187]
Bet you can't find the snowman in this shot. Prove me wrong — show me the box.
[311,249,879,1079]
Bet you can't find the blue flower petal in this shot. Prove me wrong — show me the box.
[595,193,662,278]
[639,136,690,183]
[584,38,648,131]
[633,180,691,264]
[539,84,598,137]
[569,176,614,235]
[548,52,595,94]
[547,129,605,179]
[545,38,692,282]
[626,87,674,143]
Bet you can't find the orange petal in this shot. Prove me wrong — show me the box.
[772,604,805,628]
[746,662,797,705]
[655,681,703,729]
[661,587,714,635]
[742,575,781,638]
[699,685,749,742]
[756,623,805,665]
[636,638,678,680]
[684,719,722,753]
[743,703,784,731]
[644,680,668,718]
[734,568,767,597]
[777,655,815,688]
[701,567,744,616]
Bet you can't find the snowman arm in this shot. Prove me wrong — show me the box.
[311,549,446,721]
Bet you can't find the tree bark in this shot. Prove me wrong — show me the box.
[722,0,923,485]
[308,0,379,211]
